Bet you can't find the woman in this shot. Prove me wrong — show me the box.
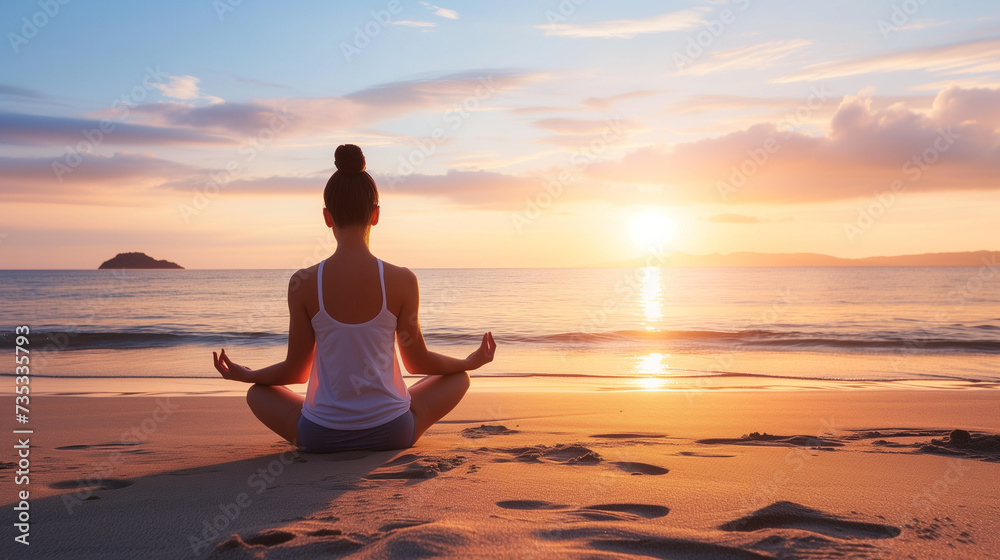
[212,144,496,453]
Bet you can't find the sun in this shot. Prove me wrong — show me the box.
[629,211,674,250]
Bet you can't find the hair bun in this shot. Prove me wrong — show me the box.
[334,144,366,174]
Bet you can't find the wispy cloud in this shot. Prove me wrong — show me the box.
[509,105,578,116]
[378,169,537,207]
[391,20,437,28]
[0,84,48,100]
[537,10,704,39]
[678,39,812,76]
[420,2,458,20]
[222,73,292,90]
[894,18,950,33]
[159,174,320,196]
[0,152,199,201]
[581,90,662,111]
[775,36,1000,83]
[128,101,295,136]
[668,93,935,115]
[2,70,539,150]
[532,117,640,136]
[153,75,224,104]
[0,112,230,146]
[344,70,536,112]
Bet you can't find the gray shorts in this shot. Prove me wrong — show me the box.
[297,410,415,453]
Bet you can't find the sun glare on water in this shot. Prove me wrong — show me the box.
[634,353,670,390]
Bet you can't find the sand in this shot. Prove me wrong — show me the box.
[6,388,1000,559]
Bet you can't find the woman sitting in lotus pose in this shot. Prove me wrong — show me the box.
[213,144,496,452]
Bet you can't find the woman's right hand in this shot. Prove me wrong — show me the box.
[464,332,496,370]
[213,348,254,383]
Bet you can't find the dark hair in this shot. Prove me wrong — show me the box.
[324,144,378,227]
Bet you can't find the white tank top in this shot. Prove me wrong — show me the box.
[300,258,411,430]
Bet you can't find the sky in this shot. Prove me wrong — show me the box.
[1,0,998,269]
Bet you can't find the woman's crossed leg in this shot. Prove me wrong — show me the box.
[245,370,470,448]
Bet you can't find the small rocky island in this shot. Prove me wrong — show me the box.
[98,252,184,269]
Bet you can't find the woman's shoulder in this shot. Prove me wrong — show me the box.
[380,259,412,277]
[380,259,418,289]
[287,263,320,294]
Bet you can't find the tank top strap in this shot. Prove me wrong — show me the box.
[377,259,386,310]
[316,259,326,311]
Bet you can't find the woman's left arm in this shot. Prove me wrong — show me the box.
[213,273,316,385]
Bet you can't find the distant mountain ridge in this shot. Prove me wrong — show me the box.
[98,252,183,269]
[606,250,998,268]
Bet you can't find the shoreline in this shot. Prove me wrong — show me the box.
[6,373,999,398]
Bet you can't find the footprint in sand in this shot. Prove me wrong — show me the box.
[496,500,569,510]
[49,478,133,491]
[539,527,770,560]
[365,455,466,480]
[307,528,343,537]
[496,444,602,464]
[240,530,296,546]
[213,529,365,558]
[491,444,670,476]
[379,519,432,532]
[697,433,843,449]
[460,424,519,438]
[610,461,669,475]
[591,536,770,559]
[569,503,670,521]
[676,451,736,458]
[590,433,667,440]
[719,501,901,539]
[496,500,669,521]
[697,433,844,448]
[382,453,421,467]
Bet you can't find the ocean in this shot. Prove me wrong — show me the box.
[1,266,998,392]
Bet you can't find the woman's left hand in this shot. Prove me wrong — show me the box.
[464,332,496,371]
[213,348,254,383]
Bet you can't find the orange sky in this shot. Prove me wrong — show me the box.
[1,2,997,268]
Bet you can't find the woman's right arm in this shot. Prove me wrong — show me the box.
[395,268,495,375]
